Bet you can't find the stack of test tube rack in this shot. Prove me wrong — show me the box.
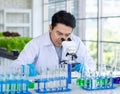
[76,75,115,90]
[35,64,71,93]
[0,64,31,94]
[0,79,31,94]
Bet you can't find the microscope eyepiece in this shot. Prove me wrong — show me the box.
[61,38,65,42]
[67,38,71,41]
[61,38,71,42]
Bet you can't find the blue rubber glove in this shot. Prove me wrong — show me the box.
[73,63,81,72]
[27,64,37,77]
[73,63,86,74]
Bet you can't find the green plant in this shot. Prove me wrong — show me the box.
[0,37,32,53]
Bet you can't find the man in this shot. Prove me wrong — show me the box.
[14,10,96,74]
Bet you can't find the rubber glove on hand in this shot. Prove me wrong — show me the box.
[73,63,81,72]
[22,64,37,76]
[27,64,37,77]
[73,63,86,74]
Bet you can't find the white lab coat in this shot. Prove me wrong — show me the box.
[13,32,96,73]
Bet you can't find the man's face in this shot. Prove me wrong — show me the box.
[50,23,73,47]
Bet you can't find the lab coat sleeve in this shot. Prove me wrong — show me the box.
[76,39,96,73]
[13,39,39,65]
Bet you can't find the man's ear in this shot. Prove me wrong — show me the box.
[49,25,52,32]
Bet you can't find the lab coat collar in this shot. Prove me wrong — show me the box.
[42,32,53,47]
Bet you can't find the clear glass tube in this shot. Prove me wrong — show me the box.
[22,65,29,93]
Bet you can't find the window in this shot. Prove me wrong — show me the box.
[43,0,120,71]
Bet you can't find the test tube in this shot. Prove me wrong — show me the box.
[4,63,11,94]
[59,64,63,90]
[105,73,113,88]
[92,71,97,89]
[9,65,16,94]
[39,67,44,91]
[50,67,55,91]
[84,71,92,89]
[101,77,105,88]
[55,65,60,90]
[61,64,67,90]
[15,65,22,93]
[80,78,85,87]
[46,67,51,91]
[22,64,29,93]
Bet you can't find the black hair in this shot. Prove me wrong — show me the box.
[51,10,76,29]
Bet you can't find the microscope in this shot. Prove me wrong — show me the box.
[61,38,77,83]
[61,38,77,64]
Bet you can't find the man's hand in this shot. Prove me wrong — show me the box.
[73,63,86,74]
[27,64,37,76]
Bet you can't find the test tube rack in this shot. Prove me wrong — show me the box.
[0,79,31,94]
[35,77,71,93]
[76,76,115,90]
